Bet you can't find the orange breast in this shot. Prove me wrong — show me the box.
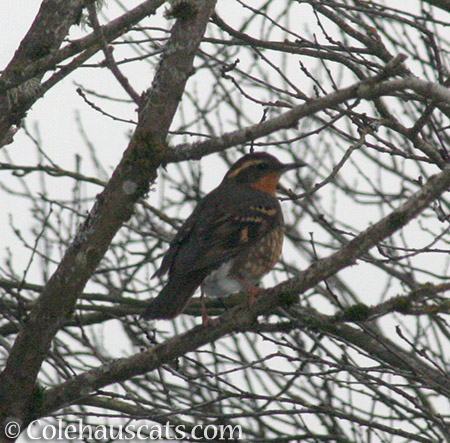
[249,172,282,196]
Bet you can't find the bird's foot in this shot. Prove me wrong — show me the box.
[232,275,260,309]
[201,304,219,327]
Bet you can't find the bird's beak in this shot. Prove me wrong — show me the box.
[281,160,307,172]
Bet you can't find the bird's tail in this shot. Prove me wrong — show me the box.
[141,277,200,320]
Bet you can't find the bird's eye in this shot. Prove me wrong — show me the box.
[256,163,268,170]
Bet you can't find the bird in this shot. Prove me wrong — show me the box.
[142,151,306,325]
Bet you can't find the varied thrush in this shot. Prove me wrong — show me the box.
[142,152,305,324]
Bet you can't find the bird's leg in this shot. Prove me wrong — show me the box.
[200,287,210,327]
[233,276,260,308]
[245,284,259,309]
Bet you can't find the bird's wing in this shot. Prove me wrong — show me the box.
[152,203,201,278]
[169,193,282,276]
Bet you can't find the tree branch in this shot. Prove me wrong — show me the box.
[164,75,450,169]
[0,0,166,147]
[0,0,85,145]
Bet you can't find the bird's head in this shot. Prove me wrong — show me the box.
[222,152,306,196]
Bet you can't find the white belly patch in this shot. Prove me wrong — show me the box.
[202,260,264,297]
[202,262,243,297]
